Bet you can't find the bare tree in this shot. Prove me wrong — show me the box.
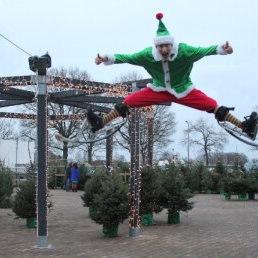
[114,105,176,164]
[73,129,106,164]
[0,119,16,139]
[204,151,248,166]
[112,70,143,83]
[0,119,19,164]
[159,150,174,162]
[183,118,228,165]
[18,67,105,163]
[48,66,91,80]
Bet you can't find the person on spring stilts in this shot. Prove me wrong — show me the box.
[87,13,258,140]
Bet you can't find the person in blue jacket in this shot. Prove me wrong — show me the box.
[70,162,80,192]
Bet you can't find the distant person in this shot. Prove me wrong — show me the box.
[65,161,72,192]
[83,161,92,181]
[70,162,80,192]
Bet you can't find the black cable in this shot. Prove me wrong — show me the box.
[0,33,32,56]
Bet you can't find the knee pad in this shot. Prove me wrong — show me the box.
[115,102,130,118]
[215,106,235,121]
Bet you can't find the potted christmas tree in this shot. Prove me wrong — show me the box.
[140,166,163,226]
[201,169,214,194]
[82,171,129,237]
[81,169,108,216]
[245,171,258,200]
[12,163,52,228]
[231,178,249,201]
[158,163,194,224]
[221,177,234,200]
[0,165,13,208]
[12,164,37,228]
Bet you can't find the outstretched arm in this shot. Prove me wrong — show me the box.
[95,48,151,66]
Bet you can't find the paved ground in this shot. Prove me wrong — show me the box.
[1,190,258,258]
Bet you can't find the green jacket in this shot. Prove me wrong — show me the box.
[105,43,227,98]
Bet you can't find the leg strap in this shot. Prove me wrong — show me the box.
[215,106,235,121]
[115,102,130,118]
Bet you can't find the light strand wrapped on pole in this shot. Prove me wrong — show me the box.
[129,82,141,238]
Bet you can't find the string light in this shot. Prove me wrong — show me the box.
[0,112,89,121]
[0,76,132,97]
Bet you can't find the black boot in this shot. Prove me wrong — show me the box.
[86,107,104,133]
[242,112,258,140]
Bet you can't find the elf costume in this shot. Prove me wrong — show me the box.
[103,13,228,110]
[87,13,257,140]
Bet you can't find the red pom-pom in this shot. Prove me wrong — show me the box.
[156,13,163,20]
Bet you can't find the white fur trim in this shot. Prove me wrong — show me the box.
[163,61,170,87]
[216,44,228,55]
[103,54,116,65]
[147,83,195,99]
[154,35,174,46]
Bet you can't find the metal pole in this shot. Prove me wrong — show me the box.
[34,56,51,249]
[36,74,50,248]
[28,53,51,249]
[106,129,113,173]
[185,121,190,165]
[129,82,140,238]
[15,138,18,186]
[146,108,154,166]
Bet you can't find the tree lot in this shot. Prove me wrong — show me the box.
[182,118,228,166]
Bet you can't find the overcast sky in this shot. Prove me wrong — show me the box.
[1,0,258,163]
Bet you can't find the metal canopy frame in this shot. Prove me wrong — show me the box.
[0,71,168,243]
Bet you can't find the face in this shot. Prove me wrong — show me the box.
[156,44,172,59]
